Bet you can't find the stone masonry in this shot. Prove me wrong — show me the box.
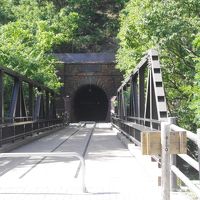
[55,53,123,122]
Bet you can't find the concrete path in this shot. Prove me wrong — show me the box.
[0,123,191,200]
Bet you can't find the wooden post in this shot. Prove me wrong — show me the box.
[168,117,178,191]
[161,122,170,200]
[197,129,200,181]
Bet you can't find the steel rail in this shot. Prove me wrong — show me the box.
[0,152,87,193]
[75,122,96,178]
[18,126,82,178]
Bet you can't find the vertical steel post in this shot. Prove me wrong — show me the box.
[130,77,134,118]
[9,78,20,123]
[29,84,34,119]
[0,70,4,124]
[161,122,170,200]
[168,117,178,191]
[132,75,139,121]
[149,68,153,129]
[121,88,125,120]
[124,86,128,120]
[34,88,41,121]
[51,92,56,119]
[197,129,200,181]
[0,126,2,147]
[144,69,151,127]
[46,91,49,119]
[117,92,120,117]
[40,92,45,119]
[118,91,121,119]
[19,81,27,120]
[139,67,145,125]
[0,70,3,146]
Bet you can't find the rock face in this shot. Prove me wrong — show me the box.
[55,53,123,122]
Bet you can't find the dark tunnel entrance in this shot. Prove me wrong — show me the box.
[74,85,108,122]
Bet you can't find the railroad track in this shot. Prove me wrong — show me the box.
[15,121,96,178]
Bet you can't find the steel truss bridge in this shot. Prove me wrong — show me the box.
[0,49,199,200]
[111,49,200,199]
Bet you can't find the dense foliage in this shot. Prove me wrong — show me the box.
[0,0,126,90]
[0,0,79,90]
[116,0,200,129]
[192,35,200,127]
[50,0,127,52]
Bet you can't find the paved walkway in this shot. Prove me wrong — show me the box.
[0,123,191,200]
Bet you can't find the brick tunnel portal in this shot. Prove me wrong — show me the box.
[73,84,108,121]
[55,53,123,122]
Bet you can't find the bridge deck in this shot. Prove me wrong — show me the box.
[0,123,190,200]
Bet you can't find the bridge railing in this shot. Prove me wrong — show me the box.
[169,121,200,198]
[0,65,63,147]
[111,49,166,146]
[111,49,200,199]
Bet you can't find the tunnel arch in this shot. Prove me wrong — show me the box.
[73,84,108,122]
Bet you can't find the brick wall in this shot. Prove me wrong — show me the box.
[55,55,123,122]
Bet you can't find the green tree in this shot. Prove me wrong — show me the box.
[0,0,79,90]
[191,34,200,127]
[48,0,127,52]
[0,0,127,90]
[0,0,15,24]
[116,0,200,129]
